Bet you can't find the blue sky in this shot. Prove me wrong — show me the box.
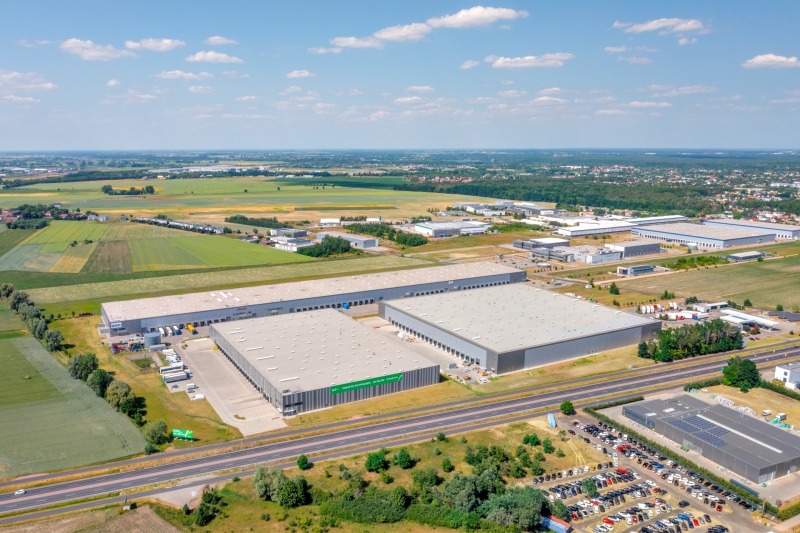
[1,1,799,149]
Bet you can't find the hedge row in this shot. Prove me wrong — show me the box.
[682,378,723,391]
[760,380,800,402]
[584,406,762,509]
[589,396,645,411]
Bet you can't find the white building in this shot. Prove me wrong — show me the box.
[319,218,341,227]
[775,363,800,389]
[274,238,315,252]
[316,231,378,249]
[414,220,490,237]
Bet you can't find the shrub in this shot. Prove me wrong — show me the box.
[542,439,555,454]
[297,454,312,470]
[442,457,454,472]
[559,400,575,415]
[433,447,441,455]
[396,447,413,469]
[142,420,168,445]
[365,451,387,472]
[86,369,113,397]
[67,353,98,381]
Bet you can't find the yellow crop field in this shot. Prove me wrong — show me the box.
[48,242,99,273]
[102,222,199,241]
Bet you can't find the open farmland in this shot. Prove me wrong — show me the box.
[83,240,133,274]
[27,255,431,306]
[0,229,36,259]
[128,238,204,272]
[48,242,98,273]
[0,337,146,479]
[0,244,62,272]
[0,302,24,333]
[101,222,200,240]
[168,236,314,267]
[23,220,108,247]
[617,254,800,310]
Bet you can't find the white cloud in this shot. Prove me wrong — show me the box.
[204,36,238,45]
[370,111,390,120]
[618,18,706,34]
[17,39,52,48]
[374,23,431,42]
[102,90,158,105]
[235,96,258,101]
[770,97,800,104]
[125,38,185,51]
[406,85,434,93]
[501,80,514,85]
[575,96,616,103]
[498,90,526,97]
[427,6,528,29]
[106,79,121,87]
[156,70,214,80]
[742,54,800,69]
[460,60,481,69]
[221,114,270,119]
[636,46,659,52]
[185,51,243,63]
[618,56,653,64]
[348,88,364,96]
[0,70,57,92]
[531,96,566,104]
[596,109,626,115]
[330,36,383,49]
[652,85,717,97]
[3,95,40,103]
[60,38,136,60]
[604,46,629,53]
[628,101,672,108]
[223,71,249,78]
[286,70,315,79]
[538,87,565,95]
[491,53,575,69]
[678,38,697,46]
[315,102,338,112]
[281,86,302,94]
[309,47,342,54]
[188,85,215,93]
[484,55,498,63]
[394,96,423,104]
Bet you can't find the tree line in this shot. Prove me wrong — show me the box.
[3,284,63,351]
[638,318,743,362]
[100,184,155,195]
[224,214,290,229]
[297,236,359,258]
[344,223,429,247]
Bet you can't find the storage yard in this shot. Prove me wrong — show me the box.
[380,283,661,374]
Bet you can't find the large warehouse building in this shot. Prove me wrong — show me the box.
[211,311,439,416]
[702,219,800,240]
[102,263,526,336]
[631,222,776,248]
[379,284,661,374]
[623,395,800,483]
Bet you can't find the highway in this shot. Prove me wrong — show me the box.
[1,345,797,522]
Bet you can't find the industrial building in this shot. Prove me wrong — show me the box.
[315,231,378,249]
[270,228,309,238]
[513,237,570,251]
[529,245,621,264]
[703,219,800,239]
[631,223,776,248]
[604,240,662,258]
[775,363,800,390]
[210,311,439,416]
[414,220,490,237]
[623,395,800,483]
[719,309,779,330]
[556,220,636,237]
[380,284,660,374]
[274,237,314,252]
[617,265,655,277]
[727,251,763,262]
[529,247,577,263]
[102,263,526,335]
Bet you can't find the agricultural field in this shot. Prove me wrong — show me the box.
[26,255,431,307]
[23,220,108,249]
[83,241,133,274]
[618,254,800,310]
[0,302,24,333]
[0,177,499,223]
[0,337,146,479]
[166,236,314,267]
[128,238,204,272]
[48,242,98,273]
[0,244,62,272]
[0,229,35,259]
[101,222,200,241]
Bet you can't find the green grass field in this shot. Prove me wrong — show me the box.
[83,241,133,274]
[102,222,199,241]
[27,255,431,306]
[169,236,314,267]
[24,220,108,246]
[0,337,146,479]
[129,238,204,271]
[0,302,24,333]
[0,244,62,272]
[48,242,98,273]
[618,254,800,310]
[0,229,36,260]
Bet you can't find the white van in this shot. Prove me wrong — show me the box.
[186,383,197,391]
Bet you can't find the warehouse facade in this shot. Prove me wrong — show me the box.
[210,311,439,416]
[380,284,660,374]
[631,223,776,248]
[703,219,800,239]
[623,395,800,483]
[102,263,526,335]
[316,231,379,249]
[604,240,662,258]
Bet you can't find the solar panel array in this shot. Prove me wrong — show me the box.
[667,416,729,447]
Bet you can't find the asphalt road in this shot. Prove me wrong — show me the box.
[1,346,797,522]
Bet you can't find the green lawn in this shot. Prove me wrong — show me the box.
[618,254,800,310]
[0,337,146,479]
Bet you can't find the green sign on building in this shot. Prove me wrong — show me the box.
[172,428,194,440]
[330,373,403,394]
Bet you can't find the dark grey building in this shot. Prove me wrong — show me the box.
[513,237,570,251]
[623,395,800,483]
[102,263,526,336]
[380,284,661,374]
[604,240,662,258]
[210,310,439,416]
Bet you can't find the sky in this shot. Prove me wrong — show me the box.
[1,1,799,150]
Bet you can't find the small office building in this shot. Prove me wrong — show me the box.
[513,237,570,251]
[211,311,439,416]
[623,395,800,483]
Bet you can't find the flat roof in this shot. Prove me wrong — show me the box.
[316,231,376,242]
[103,263,519,323]
[532,237,570,244]
[624,395,800,469]
[728,251,763,258]
[211,310,437,392]
[606,240,661,248]
[415,221,489,229]
[384,283,655,354]
[634,222,774,241]
[706,219,800,232]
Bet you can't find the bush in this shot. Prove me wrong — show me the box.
[442,457,454,472]
[86,369,113,397]
[297,454,312,470]
[365,450,387,472]
[559,400,575,415]
[396,447,413,469]
[542,439,555,454]
[260,513,271,521]
[436,432,447,441]
[144,442,159,455]
[683,377,723,391]
[143,420,168,445]
[556,448,565,458]
[320,490,406,524]
[67,353,98,381]
[433,447,441,455]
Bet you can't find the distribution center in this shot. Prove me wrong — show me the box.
[210,310,439,415]
[631,222,776,248]
[380,283,661,374]
[102,263,526,336]
[623,395,800,483]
